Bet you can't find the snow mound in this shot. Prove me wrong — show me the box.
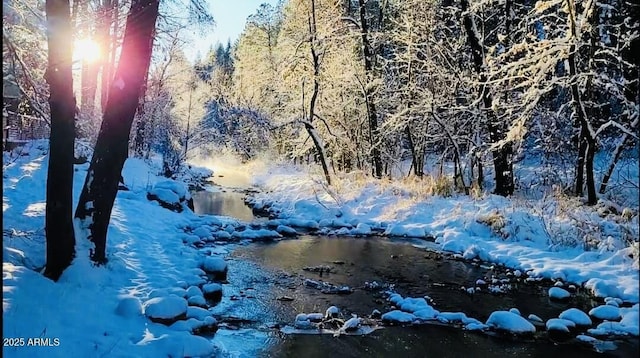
[161,333,215,357]
[202,283,223,301]
[399,297,430,313]
[115,296,143,317]
[548,287,571,301]
[559,308,592,326]
[144,295,188,324]
[589,305,621,321]
[186,285,203,298]
[485,311,536,334]
[201,257,228,280]
[414,306,439,320]
[381,310,416,324]
[546,319,571,333]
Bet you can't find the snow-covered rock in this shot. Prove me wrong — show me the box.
[340,316,361,332]
[399,297,430,313]
[527,314,544,323]
[201,256,228,281]
[388,293,404,306]
[186,306,212,320]
[381,310,416,324]
[186,286,203,298]
[546,318,572,340]
[161,333,215,357]
[485,311,536,335]
[115,296,143,317]
[192,226,213,240]
[232,228,282,240]
[548,287,571,301]
[276,225,298,236]
[589,305,621,321]
[325,306,340,319]
[414,306,439,320]
[352,223,372,235]
[146,180,193,212]
[306,313,324,322]
[187,295,207,308]
[559,308,592,326]
[144,295,188,324]
[202,283,223,301]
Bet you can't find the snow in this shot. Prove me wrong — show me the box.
[527,314,543,323]
[186,285,203,298]
[485,311,536,334]
[115,296,143,317]
[202,283,223,296]
[414,306,440,320]
[399,297,430,313]
[548,287,571,300]
[340,316,361,332]
[2,141,639,357]
[546,319,571,332]
[143,295,188,321]
[381,310,416,324]
[589,305,621,321]
[325,306,340,318]
[149,187,180,205]
[201,256,228,274]
[559,308,592,326]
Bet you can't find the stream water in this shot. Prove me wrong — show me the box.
[192,188,639,358]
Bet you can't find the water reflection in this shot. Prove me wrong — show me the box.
[192,191,255,222]
[226,237,638,358]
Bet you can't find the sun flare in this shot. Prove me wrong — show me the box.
[73,38,101,63]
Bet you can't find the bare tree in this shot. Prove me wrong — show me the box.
[75,0,160,264]
[43,0,76,280]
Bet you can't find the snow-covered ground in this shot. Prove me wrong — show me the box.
[3,141,231,357]
[3,141,639,357]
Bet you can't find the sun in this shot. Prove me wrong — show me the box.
[73,38,101,63]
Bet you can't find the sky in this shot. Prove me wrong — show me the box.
[184,0,280,62]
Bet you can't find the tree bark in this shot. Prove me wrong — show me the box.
[305,0,332,185]
[461,0,514,196]
[75,0,159,263]
[44,0,76,280]
[358,0,383,178]
[567,0,597,205]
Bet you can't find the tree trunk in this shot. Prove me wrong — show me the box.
[461,0,514,196]
[575,127,587,196]
[567,0,597,205]
[80,59,99,116]
[404,125,422,177]
[44,0,76,281]
[306,0,331,185]
[75,0,159,264]
[101,0,118,112]
[358,0,382,178]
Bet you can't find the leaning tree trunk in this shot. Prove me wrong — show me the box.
[461,0,514,196]
[44,0,76,281]
[305,0,332,185]
[75,0,159,263]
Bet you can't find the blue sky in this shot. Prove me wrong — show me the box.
[184,0,280,62]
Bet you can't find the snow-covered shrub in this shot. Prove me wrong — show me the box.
[147,180,193,212]
[476,210,508,238]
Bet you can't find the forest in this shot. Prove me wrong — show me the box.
[5,0,638,203]
[2,0,639,357]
